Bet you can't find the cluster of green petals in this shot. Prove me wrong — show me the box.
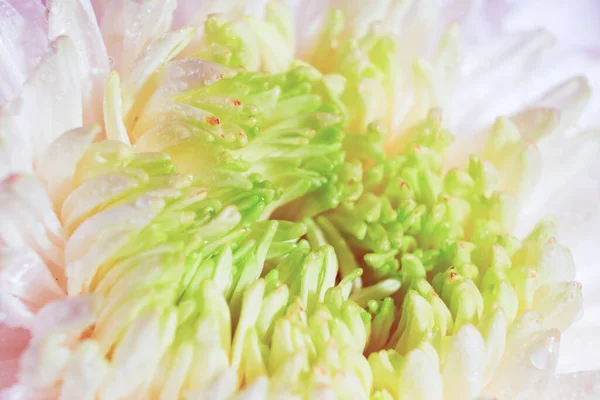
[51,3,583,399]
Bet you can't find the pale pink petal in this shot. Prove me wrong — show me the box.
[0,324,30,390]
[0,0,48,107]
[89,0,110,23]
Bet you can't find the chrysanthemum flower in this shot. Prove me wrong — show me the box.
[1,0,599,398]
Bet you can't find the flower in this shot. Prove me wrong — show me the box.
[1,0,599,399]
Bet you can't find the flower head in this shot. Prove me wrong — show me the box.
[1,0,599,399]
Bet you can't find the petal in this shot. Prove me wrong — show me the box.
[121,26,195,130]
[478,309,507,386]
[0,116,33,179]
[100,0,176,74]
[61,172,142,235]
[451,30,556,134]
[0,247,64,328]
[18,335,72,390]
[31,295,99,339]
[99,310,175,399]
[0,175,64,280]
[65,194,166,294]
[485,311,561,397]
[48,0,110,125]
[103,72,131,145]
[546,370,600,399]
[397,348,443,400]
[58,340,109,400]
[0,0,48,106]
[533,282,583,332]
[183,367,238,400]
[36,125,100,212]
[2,36,83,171]
[155,343,195,400]
[235,376,269,400]
[176,0,272,29]
[0,323,30,389]
[537,240,577,287]
[501,0,600,50]
[280,0,330,58]
[441,324,485,400]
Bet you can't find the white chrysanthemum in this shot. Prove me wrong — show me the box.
[0,0,599,399]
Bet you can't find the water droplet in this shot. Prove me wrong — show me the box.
[530,347,550,370]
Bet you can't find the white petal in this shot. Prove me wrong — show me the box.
[533,282,583,332]
[434,23,463,106]
[441,324,485,400]
[230,280,266,369]
[478,309,507,386]
[329,0,391,37]
[48,0,110,125]
[65,195,165,294]
[451,30,555,134]
[172,0,266,31]
[545,370,600,399]
[519,130,600,239]
[485,311,560,398]
[0,247,64,328]
[58,340,109,400]
[61,172,142,235]
[559,235,600,373]
[531,77,591,138]
[501,0,600,50]
[18,335,71,389]
[0,384,40,400]
[280,0,331,59]
[393,0,441,60]
[235,376,269,400]
[184,367,238,400]
[32,295,99,339]
[538,240,577,286]
[157,343,194,400]
[398,348,443,400]
[99,310,175,399]
[0,35,83,178]
[36,125,100,212]
[0,116,33,179]
[103,72,131,145]
[5,36,82,168]
[0,175,64,272]
[100,0,176,74]
[121,26,195,128]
